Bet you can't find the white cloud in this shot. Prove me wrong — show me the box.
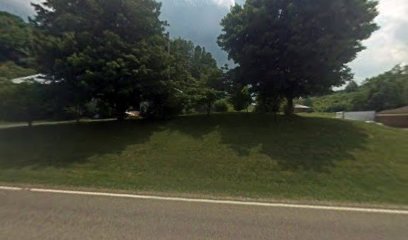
[212,0,235,7]
[350,0,408,82]
[165,0,235,8]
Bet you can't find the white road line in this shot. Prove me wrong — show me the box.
[1,185,407,215]
[0,186,23,191]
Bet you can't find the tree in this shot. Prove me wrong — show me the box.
[0,80,47,126]
[214,99,229,112]
[218,0,378,115]
[32,0,171,120]
[230,85,252,112]
[0,12,32,65]
[345,80,359,92]
[364,65,408,111]
[168,38,224,115]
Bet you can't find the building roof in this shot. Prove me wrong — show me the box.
[294,104,312,109]
[378,106,408,115]
[11,74,48,84]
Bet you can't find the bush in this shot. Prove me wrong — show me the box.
[230,86,252,111]
[0,82,48,125]
[214,100,229,113]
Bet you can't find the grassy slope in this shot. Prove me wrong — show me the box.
[0,61,36,81]
[0,113,407,205]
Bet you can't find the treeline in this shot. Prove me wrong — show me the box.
[0,1,230,124]
[0,0,380,124]
[310,65,408,112]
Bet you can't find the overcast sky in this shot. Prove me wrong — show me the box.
[349,0,408,82]
[1,0,407,83]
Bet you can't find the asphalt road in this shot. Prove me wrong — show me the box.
[0,190,407,240]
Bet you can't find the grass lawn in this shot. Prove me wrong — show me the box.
[0,113,407,205]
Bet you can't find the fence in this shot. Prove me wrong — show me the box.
[336,111,376,122]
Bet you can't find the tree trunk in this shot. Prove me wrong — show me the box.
[75,105,81,123]
[28,120,33,127]
[285,97,294,116]
[207,102,212,116]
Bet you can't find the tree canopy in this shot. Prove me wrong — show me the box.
[32,0,172,119]
[218,0,378,114]
[0,11,32,65]
[169,38,224,115]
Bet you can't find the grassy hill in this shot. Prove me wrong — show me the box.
[0,61,35,82]
[0,113,407,205]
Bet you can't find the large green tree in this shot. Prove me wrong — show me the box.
[32,0,171,119]
[218,0,378,114]
[169,38,224,115]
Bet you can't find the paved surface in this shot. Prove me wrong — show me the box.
[0,119,116,129]
[0,190,407,240]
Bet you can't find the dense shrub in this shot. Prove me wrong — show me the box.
[214,100,229,112]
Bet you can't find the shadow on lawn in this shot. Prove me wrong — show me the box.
[167,113,368,172]
[0,113,369,172]
[0,120,160,169]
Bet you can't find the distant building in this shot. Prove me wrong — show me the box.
[11,74,48,84]
[294,104,313,113]
[376,106,408,128]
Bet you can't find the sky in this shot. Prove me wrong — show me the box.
[0,0,407,83]
[349,0,408,82]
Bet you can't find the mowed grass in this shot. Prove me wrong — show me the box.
[0,113,407,205]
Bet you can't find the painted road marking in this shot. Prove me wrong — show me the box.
[1,186,407,215]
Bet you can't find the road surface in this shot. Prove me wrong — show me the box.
[0,189,407,240]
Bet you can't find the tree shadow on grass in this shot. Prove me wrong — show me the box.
[0,120,160,169]
[0,113,369,173]
[167,113,368,172]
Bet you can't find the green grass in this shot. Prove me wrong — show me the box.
[298,112,336,118]
[0,113,407,205]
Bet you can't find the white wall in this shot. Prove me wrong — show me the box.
[337,111,376,121]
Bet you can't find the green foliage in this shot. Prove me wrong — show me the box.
[230,85,252,111]
[255,94,282,113]
[169,38,224,115]
[312,92,357,112]
[0,11,32,65]
[32,0,172,119]
[303,97,313,107]
[313,65,408,112]
[0,61,36,82]
[218,0,378,114]
[0,81,47,125]
[214,99,229,113]
[31,1,223,120]
[363,65,408,111]
[0,114,407,204]
[345,81,359,93]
